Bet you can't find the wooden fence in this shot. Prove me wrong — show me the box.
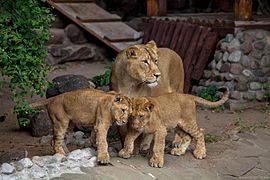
[143,19,218,92]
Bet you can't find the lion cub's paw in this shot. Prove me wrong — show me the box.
[98,153,110,164]
[149,156,164,168]
[118,149,131,159]
[193,148,206,159]
[172,141,181,148]
[170,147,186,156]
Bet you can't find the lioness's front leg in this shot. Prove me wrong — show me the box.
[96,120,110,164]
[149,129,167,168]
[119,129,141,159]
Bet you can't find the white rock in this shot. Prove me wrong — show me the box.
[73,131,85,139]
[40,135,53,145]
[81,156,97,168]
[29,164,48,179]
[1,163,15,175]
[228,50,242,62]
[18,158,33,168]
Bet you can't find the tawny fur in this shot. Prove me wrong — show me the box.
[30,88,132,164]
[110,40,185,150]
[119,88,229,168]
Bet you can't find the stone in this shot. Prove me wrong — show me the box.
[29,164,47,179]
[252,70,265,77]
[230,91,242,100]
[81,156,97,168]
[67,148,95,161]
[208,60,216,69]
[243,92,256,100]
[255,31,264,39]
[224,81,235,91]
[240,42,252,54]
[48,44,68,57]
[203,70,212,79]
[30,108,53,137]
[214,50,223,60]
[46,28,66,45]
[224,73,234,81]
[228,50,242,63]
[222,52,229,62]
[230,63,243,75]
[45,164,61,176]
[65,24,87,44]
[73,131,85,140]
[242,69,253,77]
[227,39,240,53]
[249,82,262,90]
[251,50,263,60]
[230,134,240,141]
[256,91,265,101]
[241,55,251,67]
[235,82,248,91]
[45,54,60,65]
[59,45,96,63]
[254,41,266,50]
[225,34,234,43]
[220,42,228,52]
[243,32,256,42]
[1,163,15,174]
[235,75,248,83]
[18,158,33,168]
[0,148,28,164]
[261,56,270,67]
[46,74,94,98]
[220,63,230,73]
[11,161,24,171]
[40,135,53,145]
[216,60,223,71]
[52,13,68,28]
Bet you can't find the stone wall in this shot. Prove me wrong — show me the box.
[45,12,111,65]
[192,29,270,109]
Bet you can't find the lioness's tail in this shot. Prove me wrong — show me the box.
[192,87,229,108]
[29,98,52,108]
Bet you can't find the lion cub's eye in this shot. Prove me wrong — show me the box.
[139,115,144,118]
[154,59,158,64]
[143,60,148,64]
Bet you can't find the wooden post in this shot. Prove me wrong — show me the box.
[147,0,167,16]
[234,0,253,21]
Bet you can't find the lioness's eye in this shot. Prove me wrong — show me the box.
[143,60,148,64]
[139,115,143,118]
[155,59,158,63]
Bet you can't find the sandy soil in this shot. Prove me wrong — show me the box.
[0,60,269,163]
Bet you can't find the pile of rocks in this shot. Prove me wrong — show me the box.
[0,148,97,180]
[192,29,270,109]
[46,12,110,65]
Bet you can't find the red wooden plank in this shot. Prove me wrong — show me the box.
[159,21,171,47]
[143,19,155,43]
[163,21,176,47]
[192,32,218,80]
[175,23,188,57]
[180,24,196,60]
[155,21,167,45]
[169,22,183,50]
[149,20,160,42]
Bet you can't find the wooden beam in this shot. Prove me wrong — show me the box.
[147,0,167,16]
[234,0,253,21]
[53,0,94,3]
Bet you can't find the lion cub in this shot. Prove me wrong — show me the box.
[30,88,132,164]
[119,88,228,167]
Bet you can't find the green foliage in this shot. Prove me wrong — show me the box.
[263,82,270,99]
[0,0,54,123]
[198,85,220,102]
[91,60,114,87]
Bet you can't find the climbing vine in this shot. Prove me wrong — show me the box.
[0,0,54,125]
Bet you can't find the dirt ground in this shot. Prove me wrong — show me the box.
[0,60,270,164]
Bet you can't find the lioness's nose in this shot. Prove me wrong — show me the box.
[154,73,161,79]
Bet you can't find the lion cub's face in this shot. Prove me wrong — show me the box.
[125,41,161,87]
[130,98,154,131]
[111,95,132,126]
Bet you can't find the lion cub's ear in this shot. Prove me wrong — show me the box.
[145,40,158,53]
[114,94,123,102]
[144,101,154,112]
[126,46,141,59]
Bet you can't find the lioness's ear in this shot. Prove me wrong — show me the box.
[126,46,140,59]
[145,101,154,112]
[114,95,123,102]
[145,40,158,52]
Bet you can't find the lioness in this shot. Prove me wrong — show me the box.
[119,88,229,168]
[111,40,185,148]
[30,88,132,164]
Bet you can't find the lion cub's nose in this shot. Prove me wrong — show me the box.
[122,108,126,113]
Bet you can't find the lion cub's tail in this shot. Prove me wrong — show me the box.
[192,87,229,108]
[29,98,52,108]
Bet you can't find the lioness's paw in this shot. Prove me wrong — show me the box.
[97,153,110,164]
[170,147,186,156]
[193,148,206,159]
[118,149,131,159]
[149,156,164,168]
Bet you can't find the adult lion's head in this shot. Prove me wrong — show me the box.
[121,41,161,87]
